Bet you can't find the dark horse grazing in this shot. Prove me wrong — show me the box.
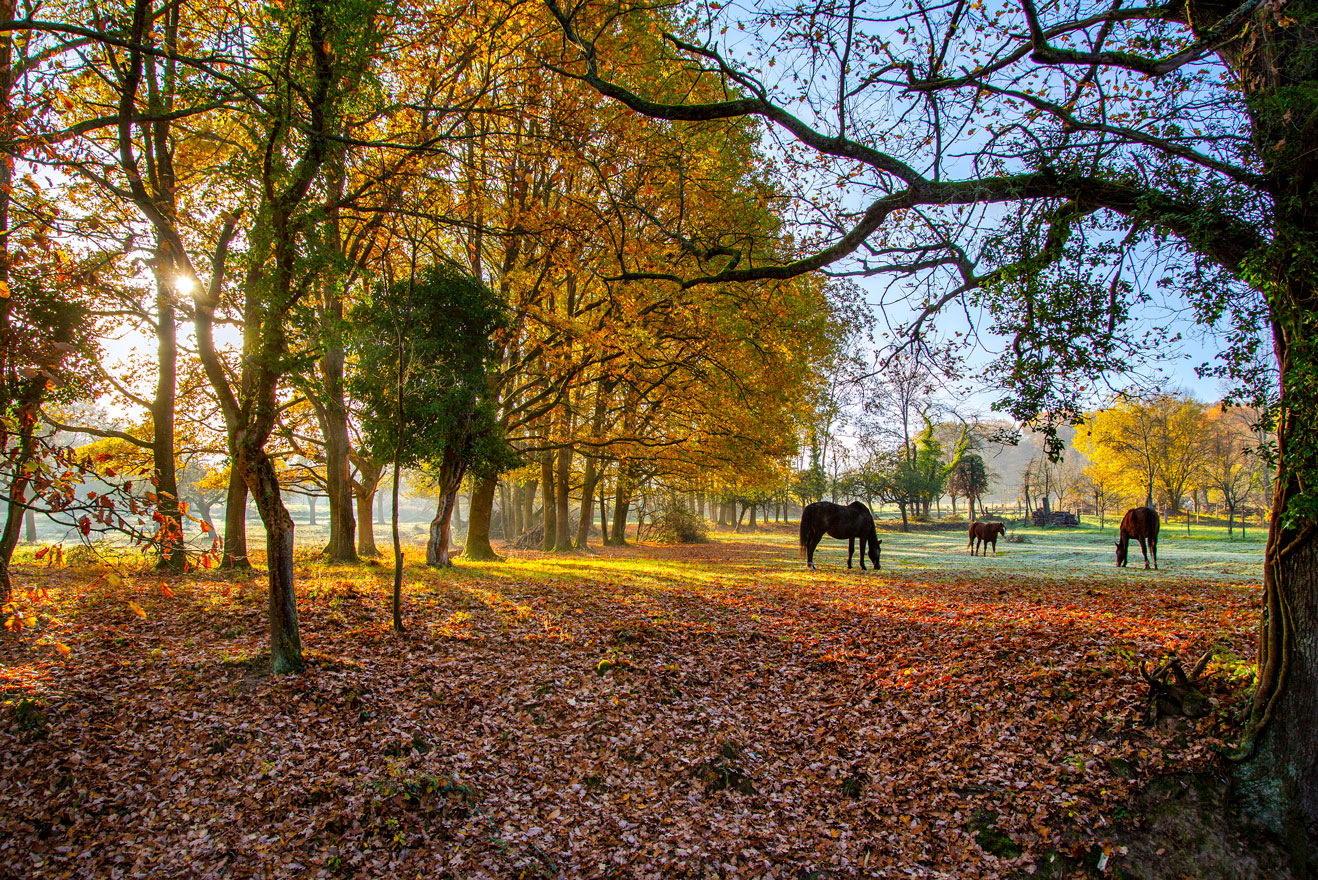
[799,501,882,571]
[1117,506,1160,569]
[968,521,1006,556]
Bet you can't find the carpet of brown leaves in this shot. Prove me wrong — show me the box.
[0,530,1260,878]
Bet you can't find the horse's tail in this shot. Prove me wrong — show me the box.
[798,516,808,557]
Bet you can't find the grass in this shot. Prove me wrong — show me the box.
[0,521,1275,879]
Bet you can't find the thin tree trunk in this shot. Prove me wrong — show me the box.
[151,263,185,572]
[197,501,215,537]
[499,481,513,545]
[308,494,317,526]
[0,394,38,604]
[23,505,35,543]
[391,452,402,632]
[556,444,573,551]
[541,449,556,551]
[598,479,609,546]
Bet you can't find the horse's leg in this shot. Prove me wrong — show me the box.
[1138,536,1150,569]
[989,537,996,556]
[1150,535,1158,570]
[806,534,820,571]
[858,536,867,570]
[848,537,856,569]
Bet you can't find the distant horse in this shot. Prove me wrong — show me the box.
[799,501,882,571]
[1117,507,1160,569]
[968,521,1006,557]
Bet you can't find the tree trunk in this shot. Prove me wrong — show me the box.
[463,475,501,561]
[320,397,357,561]
[898,500,909,532]
[426,489,459,568]
[541,449,556,552]
[610,480,631,545]
[151,264,186,572]
[507,481,520,542]
[522,479,537,538]
[0,395,39,604]
[23,505,35,543]
[391,449,403,631]
[355,488,380,557]
[555,444,573,551]
[307,494,317,526]
[239,447,301,675]
[221,468,251,570]
[197,501,216,538]
[500,481,513,545]
[598,479,609,546]
[577,456,599,550]
[748,502,758,530]
[1230,173,1318,844]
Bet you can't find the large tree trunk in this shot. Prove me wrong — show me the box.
[1233,268,1318,848]
[319,393,357,561]
[555,444,573,551]
[315,144,357,564]
[221,468,251,570]
[238,447,302,675]
[355,488,379,557]
[426,489,459,568]
[23,505,35,542]
[598,478,609,546]
[463,475,501,561]
[576,456,599,550]
[307,494,317,526]
[610,478,631,545]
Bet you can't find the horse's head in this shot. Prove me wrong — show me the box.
[992,523,1006,539]
[869,539,882,569]
[1115,538,1128,567]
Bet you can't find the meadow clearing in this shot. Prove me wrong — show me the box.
[0,523,1286,879]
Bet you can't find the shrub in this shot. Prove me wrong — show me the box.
[649,504,707,544]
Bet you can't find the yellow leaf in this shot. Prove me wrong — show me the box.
[0,280,9,298]
[55,642,70,656]
[127,601,147,618]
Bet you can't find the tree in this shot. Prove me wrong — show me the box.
[349,263,510,590]
[1203,406,1264,538]
[947,454,992,521]
[548,0,1318,836]
[1080,455,1126,530]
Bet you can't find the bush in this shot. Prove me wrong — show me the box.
[649,503,707,544]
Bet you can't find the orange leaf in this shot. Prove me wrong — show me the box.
[127,601,147,618]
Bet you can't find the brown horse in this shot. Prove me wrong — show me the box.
[1117,506,1160,569]
[968,521,1006,556]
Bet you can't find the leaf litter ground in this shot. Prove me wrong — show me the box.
[0,525,1265,878]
